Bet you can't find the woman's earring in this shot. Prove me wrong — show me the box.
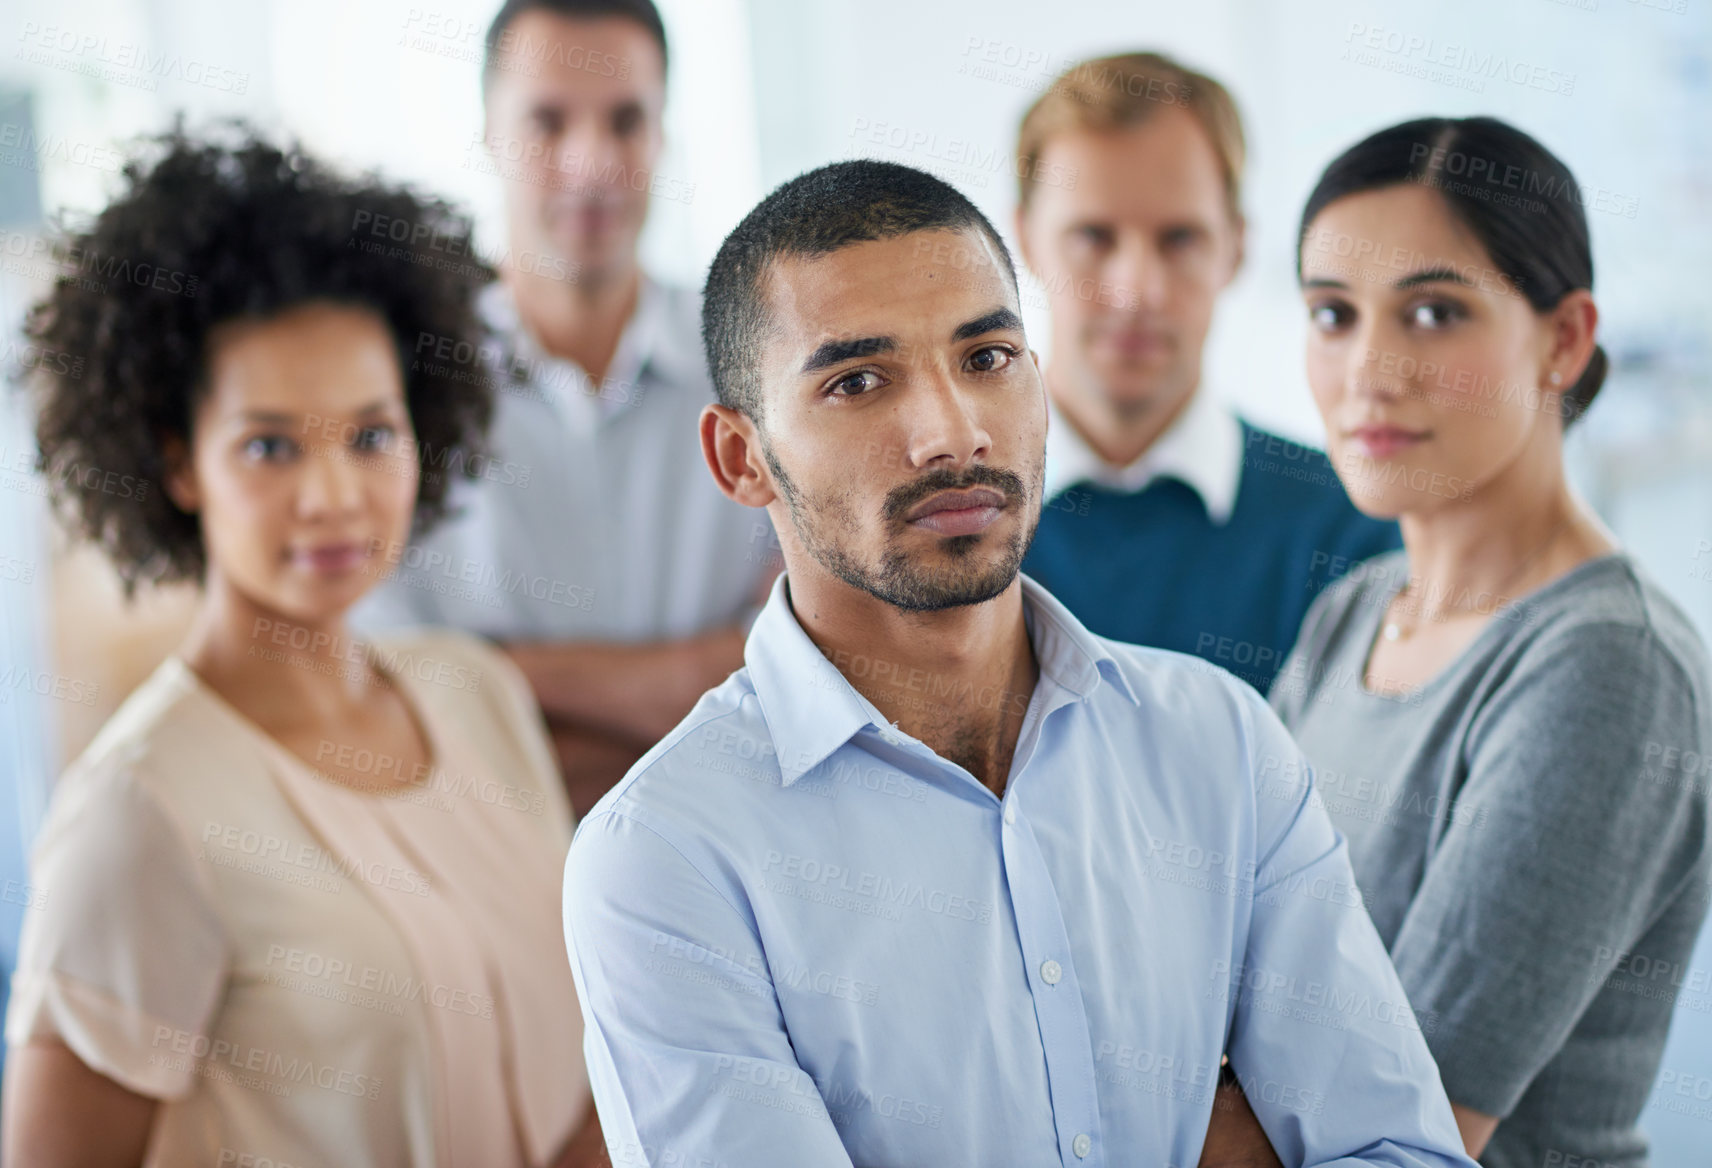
[1549,371,1563,386]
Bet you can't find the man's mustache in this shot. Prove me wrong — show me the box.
[882,465,1030,523]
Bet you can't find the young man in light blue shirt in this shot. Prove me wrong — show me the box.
[562,160,1476,1168]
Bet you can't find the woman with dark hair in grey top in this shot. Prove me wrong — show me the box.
[1272,116,1711,1168]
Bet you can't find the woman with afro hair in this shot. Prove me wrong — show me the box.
[1,124,603,1167]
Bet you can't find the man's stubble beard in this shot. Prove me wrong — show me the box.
[759,430,1042,614]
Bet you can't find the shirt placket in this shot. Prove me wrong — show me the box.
[1001,791,1104,1165]
[864,671,1107,1164]
[996,688,1104,1166]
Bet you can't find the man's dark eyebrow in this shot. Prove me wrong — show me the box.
[1395,266,1474,290]
[798,308,1023,373]
[952,308,1023,342]
[801,335,896,374]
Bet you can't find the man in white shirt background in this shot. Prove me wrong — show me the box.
[357,0,775,813]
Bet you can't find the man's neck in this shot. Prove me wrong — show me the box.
[506,262,642,385]
[1048,364,1197,470]
[787,573,1040,797]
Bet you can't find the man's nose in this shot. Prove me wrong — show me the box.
[902,369,993,471]
[1105,238,1168,312]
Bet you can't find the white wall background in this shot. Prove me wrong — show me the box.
[3,0,1711,1156]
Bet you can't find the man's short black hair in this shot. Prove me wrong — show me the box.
[701,160,1018,422]
[482,0,668,89]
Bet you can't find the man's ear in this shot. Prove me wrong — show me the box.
[700,403,777,509]
[1223,209,1247,290]
[1013,205,1038,277]
[161,433,201,514]
[480,106,497,158]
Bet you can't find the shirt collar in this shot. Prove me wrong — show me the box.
[1043,388,1243,524]
[744,571,1140,787]
[477,274,672,425]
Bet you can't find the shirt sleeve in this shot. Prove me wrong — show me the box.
[1226,687,1475,1168]
[5,766,228,1099]
[1385,620,1710,1118]
[563,809,855,1168]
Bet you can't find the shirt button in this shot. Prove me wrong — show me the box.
[1040,959,1062,985]
[1003,804,1016,825]
[1073,1132,1092,1158]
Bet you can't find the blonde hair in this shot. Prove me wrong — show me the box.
[1015,51,1246,217]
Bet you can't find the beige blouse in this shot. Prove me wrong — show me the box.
[6,630,589,1167]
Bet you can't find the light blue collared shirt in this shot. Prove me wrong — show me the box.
[563,574,1476,1168]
